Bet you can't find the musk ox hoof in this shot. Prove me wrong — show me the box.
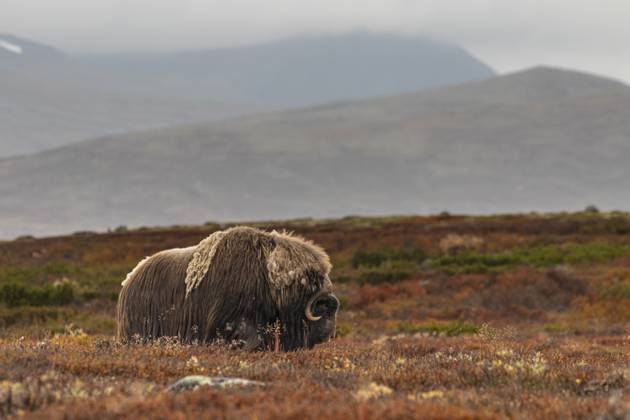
[167,375,264,393]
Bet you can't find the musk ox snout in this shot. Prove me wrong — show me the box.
[306,292,339,346]
[117,226,337,351]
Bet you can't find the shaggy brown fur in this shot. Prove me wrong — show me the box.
[117,226,338,350]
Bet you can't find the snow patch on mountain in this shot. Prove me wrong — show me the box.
[0,40,23,54]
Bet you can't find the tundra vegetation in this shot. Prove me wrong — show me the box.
[0,212,629,418]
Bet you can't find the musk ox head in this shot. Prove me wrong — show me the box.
[262,229,339,349]
[118,226,339,351]
[304,289,340,346]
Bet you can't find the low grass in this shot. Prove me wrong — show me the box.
[352,248,426,269]
[345,248,426,285]
[1,212,630,418]
[0,306,75,329]
[0,266,40,284]
[356,267,416,285]
[395,320,480,336]
[0,306,116,336]
[0,282,75,307]
[430,242,630,274]
[0,262,133,302]
[542,323,569,333]
[3,333,626,419]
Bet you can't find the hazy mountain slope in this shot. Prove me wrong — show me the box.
[83,33,495,106]
[0,35,254,158]
[1,66,628,238]
[0,32,494,157]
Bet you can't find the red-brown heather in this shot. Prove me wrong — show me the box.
[1,212,629,418]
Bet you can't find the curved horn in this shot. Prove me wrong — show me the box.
[305,290,326,321]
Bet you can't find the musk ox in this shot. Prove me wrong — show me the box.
[117,226,339,351]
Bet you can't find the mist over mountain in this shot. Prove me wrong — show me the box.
[0,34,65,62]
[0,34,254,158]
[0,32,494,158]
[80,33,495,106]
[0,66,628,239]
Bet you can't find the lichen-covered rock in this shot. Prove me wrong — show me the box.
[167,376,264,393]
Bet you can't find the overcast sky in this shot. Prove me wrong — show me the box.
[2,0,630,82]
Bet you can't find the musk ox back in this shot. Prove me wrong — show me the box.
[117,226,339,351]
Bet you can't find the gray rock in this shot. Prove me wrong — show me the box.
[167,376,264,393]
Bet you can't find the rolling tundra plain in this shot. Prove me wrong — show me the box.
[0,212,629,418]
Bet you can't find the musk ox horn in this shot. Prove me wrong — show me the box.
[305,290,327,321]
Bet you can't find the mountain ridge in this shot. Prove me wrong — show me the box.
[10,64,622,160]
[0,32,495,158]
[1,66,629,238]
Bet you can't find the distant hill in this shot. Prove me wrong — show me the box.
[81,32,495,106]
[0,32,494,157]
[0,34,254,158]
[0,34,64,62]
[2,66,628,238]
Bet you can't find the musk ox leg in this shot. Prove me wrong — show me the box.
[215,318,264,351]
[231,319,263,351]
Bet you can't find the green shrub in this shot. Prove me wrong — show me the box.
[0,306,71,328]
[561,243,629,265]
[580,216,630,235]
[430,253,518,274]
[356,268,415,285]
[0,262,136,302]
[0,267,39,284]
[584,205,600,214]
[431,242,630,274]
[542,323,568,333]
[44,262,77,277]
[347,247,425,285]
[335,323,352,338]
[606,219,630,234]
[600,283,630,300]
[0,283,28,307]
[0,283,75,307]
[352,250,387,268]
[334,275,353,284]
[0,306,115,334]
[351,247,426,268]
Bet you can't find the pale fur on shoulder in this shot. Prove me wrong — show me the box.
[121,255,151,287]
[122,247,195,287]
[132,227,332,297]
[266,230,332,289]
[185,230,227,296]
